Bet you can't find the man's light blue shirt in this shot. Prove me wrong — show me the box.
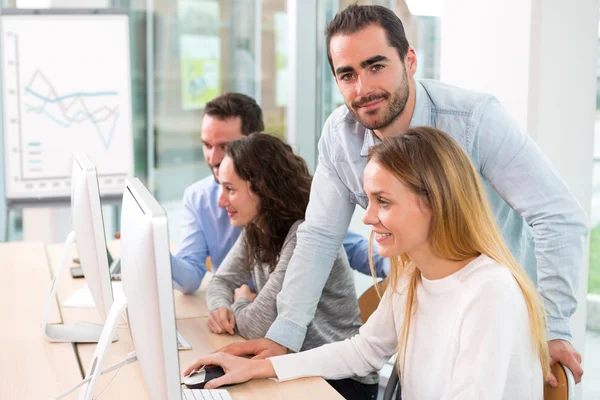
[266,79,588,352]
[171,176,389,295]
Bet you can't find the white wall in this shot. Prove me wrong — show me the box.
[442,0,598,397]
[529,1,597,370]
[440,0,533,131]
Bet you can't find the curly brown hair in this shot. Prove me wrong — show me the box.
[225,133,312,271]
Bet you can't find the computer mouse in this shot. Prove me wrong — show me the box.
[183,366,226,389]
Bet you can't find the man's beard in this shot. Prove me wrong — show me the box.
[348,69,409,131]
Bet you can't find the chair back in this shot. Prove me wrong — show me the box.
[383,363,401,400]
[357,281,386,323]
[544,363,575,400]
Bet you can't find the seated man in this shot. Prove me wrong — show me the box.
[171,92,388,294]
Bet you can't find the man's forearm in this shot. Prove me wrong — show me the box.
[536,203,588,341]
[171,254,206,294]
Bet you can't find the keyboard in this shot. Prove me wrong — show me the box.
[177,329,192,350]
[110,258,122,280]
[182,388,232,400]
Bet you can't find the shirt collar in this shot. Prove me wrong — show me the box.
[360,129,380,157]
[410,80,432,128]
[359,80,432,157]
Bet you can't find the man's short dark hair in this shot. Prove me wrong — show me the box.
[204,93,265,136]
[325,4,410,75]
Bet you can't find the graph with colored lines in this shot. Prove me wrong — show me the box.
[1,12,133,202]
[24,70,120,150]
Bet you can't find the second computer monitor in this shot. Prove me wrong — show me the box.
[71,152,114,321]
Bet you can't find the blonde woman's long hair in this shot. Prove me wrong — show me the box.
[366,126,549,381]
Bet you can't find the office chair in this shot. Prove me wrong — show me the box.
[544,363,576,400]
[383,363,401,400]
[357,281,386,323]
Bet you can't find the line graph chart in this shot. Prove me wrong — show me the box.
[1,12,133,201]
[23,69,120,150]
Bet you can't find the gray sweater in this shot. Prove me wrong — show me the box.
[206,220,378,385]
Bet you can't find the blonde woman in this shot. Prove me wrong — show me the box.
[184,127,550,399]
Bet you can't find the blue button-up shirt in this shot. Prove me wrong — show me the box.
[171,176,389,295]
[265,79,588,352]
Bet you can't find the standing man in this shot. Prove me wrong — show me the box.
[171,92,388,295]
[221,5,587,386]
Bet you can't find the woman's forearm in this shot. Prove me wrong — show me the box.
[252,359,276,379]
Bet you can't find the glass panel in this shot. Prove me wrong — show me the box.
[588,16,600,400]
[127,4,149,182]
[0,0,288,241]
[147,0,286,205]
[261,0,288,141]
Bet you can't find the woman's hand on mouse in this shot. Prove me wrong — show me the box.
[207,307,236,335]
[183,352,276,389]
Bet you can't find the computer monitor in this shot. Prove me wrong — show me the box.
[76,177,202,399]
[42,152,115,343]
[119,177,181,399]
[71,152,114,321]
[53,178,209,400]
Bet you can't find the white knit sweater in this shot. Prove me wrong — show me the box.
[269,255,543,399]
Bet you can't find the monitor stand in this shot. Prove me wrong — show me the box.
[42,231,117,343]
[76,295,128,400]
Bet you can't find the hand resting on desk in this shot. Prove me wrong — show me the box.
[233,284,256,302]
[207,307,236,335]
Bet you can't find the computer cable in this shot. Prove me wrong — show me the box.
[49,351,137,400]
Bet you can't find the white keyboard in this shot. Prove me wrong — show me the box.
[182,388,232,400]
[177,329,192,350]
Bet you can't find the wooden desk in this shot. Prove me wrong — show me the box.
[177,319,342,400]
[3,241,342,399]
[76,318,342,400]
[55,241,340,399]
[0,242,82,400]
[46,239,210,323]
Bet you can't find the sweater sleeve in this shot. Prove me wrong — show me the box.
[206,234,251,312]
[232,223,299,339]
[268,288,399,380]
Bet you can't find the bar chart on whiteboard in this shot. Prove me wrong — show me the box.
[1,13,133,202]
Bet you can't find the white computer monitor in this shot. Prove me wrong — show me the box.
[120,177,181,399]
[42,152,115,343]
[73,178,227,400]
[71,152,114,321]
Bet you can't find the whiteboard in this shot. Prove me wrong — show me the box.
[0,10,134,205]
